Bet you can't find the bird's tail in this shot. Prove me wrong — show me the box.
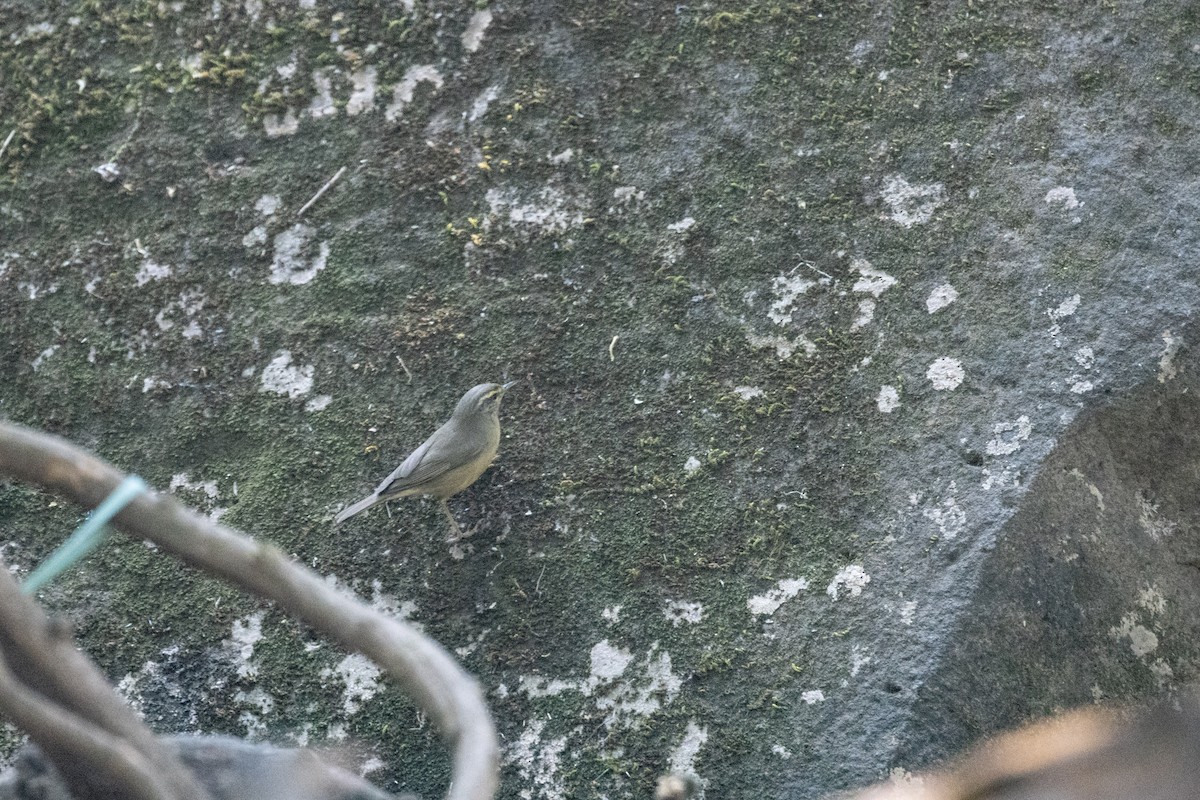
[333,493,382,526]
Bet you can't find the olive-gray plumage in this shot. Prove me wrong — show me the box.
[334,382,516,539]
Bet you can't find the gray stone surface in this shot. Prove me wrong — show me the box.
[1,2,1199,799]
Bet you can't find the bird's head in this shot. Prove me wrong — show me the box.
[454,381,518,418]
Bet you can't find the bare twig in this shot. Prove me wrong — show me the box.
[0,129,15,162]
[396,356,413,384]
[0,565,207,800]
[296,166,347,217]
[0,637,176,800]
[0,421,499,800]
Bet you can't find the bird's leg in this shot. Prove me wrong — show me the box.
[440,499,464,543]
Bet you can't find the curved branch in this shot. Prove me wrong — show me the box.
[0,557,211,800]
[0,630,177,800]
[0,421,499,800]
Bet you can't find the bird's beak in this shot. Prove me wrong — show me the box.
[501,380,519,391]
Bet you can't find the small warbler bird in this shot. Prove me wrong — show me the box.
[334,381,517,541]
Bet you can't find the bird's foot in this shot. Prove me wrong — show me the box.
[446,518,487,544]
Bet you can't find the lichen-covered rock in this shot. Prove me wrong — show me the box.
[3,2,1200,799]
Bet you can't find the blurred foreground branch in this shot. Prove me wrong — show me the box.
[851,701,1200,800]
[0,421,499,800]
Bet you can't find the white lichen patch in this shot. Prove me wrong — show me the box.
[1109,612,1158,658]
[1044,186,1080,210]
[255,194,281,216]
[0,251,18,279]
[259,350,314,398]
[485,186,587,235]
[594,645,682,729]
[748,578,808,616]
[772,744,793,759]
[321,653,382,716]
[170,473,219,499]
[922,488,966,539]
[358,755,384,776]
[926,283,958,313]
[588,640,634,687]
[886,768,924,789]
[683,456,702,474]
[611,185,645,208]
[985,415,1032,456]
[664,600,704,627]
[461,8,493,52]
[926,357,964,390]
[827,565,870,600]
[850,259,897,297]
[368,580,419,626]
[899,600,918,626]
[1139,586,1166,616]
[17,281,58,300]
[225,611,264,679]
[177,52,204,76]
[263,108,299,138]
[601,605,622,624]
[1137,491,1178,541]
[170,471,224,520]
[733,385,764,400]
[93,161,120,182]
[746,332,817,359]
[1067,468,1105,512]
[135,259,171,287]
[385,64,444,121]
[154,307,175,331]
[508,719,567,800]
[876,385,900,413]
[1074,345,1095,369]
[768,274,818,325]
[668,720,708,779]
[518,640,682,730]
[243,225,268,248]
[1149,658,1174,688]
[518,676,577,699]
[468,84,501,122]
[305,394,333,412]
[1049,294,1081,320]
[31,345,59,372]
[667,216,695,232]
[1046,294,1081,345]
[1158,330,1182,383]
[801,689,825,704]
[345,66,378,116]
[851,299,876,330]
[308,68,337,118]
[270,223,329,285]
[235,687,275,739]
[152,289,207,337]
[851,645,871,677]
[880,175,946,227]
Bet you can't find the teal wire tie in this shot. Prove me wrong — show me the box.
[22,475,149,594]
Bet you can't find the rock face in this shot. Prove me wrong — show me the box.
[897,353,1200,771]
[1,2,1199,799]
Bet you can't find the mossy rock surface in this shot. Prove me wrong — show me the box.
[4,2,1200,798]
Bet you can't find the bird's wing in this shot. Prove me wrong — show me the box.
[375,423,486,497]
